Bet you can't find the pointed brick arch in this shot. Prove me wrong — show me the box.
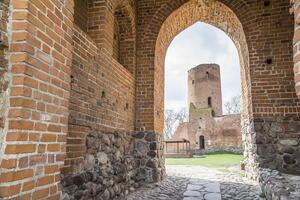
[136,0,256,132]
[154,0,252,133]
[153,0,256,180]
[136,0,300,181]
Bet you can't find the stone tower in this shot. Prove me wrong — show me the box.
[188,64,223,116]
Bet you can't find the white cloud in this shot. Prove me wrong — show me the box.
[164,22,241,112]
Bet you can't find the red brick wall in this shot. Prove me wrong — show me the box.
[113,17,120,61]
[115,4,136,75]
[74,0,88,32]
[62,24,135,174]
[0,0,74,198]
[87,0,136,58]
[112,3,136,75]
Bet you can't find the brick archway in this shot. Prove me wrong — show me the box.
[136,0,300,181]
[154,0,256,180]
[154,0,255,179]
[154,0,251,134]
[136,0,256,132]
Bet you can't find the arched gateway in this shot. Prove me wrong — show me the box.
[135,0,300,182]
[0,0,299,199]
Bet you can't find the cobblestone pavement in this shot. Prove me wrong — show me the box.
[125,165,264,200]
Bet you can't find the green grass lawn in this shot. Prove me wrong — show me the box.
[165,153,243,170]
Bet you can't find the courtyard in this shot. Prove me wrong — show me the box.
[125,153,262,200]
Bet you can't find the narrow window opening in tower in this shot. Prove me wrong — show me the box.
[101,91,106,98]
[208,97,212,107]
[206,71,209,79]
[199,136,205,149]
[211,110,215,117]
[192,80,195,84]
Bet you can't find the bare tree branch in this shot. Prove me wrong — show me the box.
[164,108,188,140]
[224,95,241,114]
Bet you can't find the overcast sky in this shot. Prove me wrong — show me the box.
[164,22,241,112]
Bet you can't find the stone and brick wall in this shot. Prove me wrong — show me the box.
[191,114,242,152]
[63,24,135,173]
[60,22,136,198]
[60,0,139,199]
[169,110,242,154]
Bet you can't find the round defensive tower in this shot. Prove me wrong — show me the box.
[188,64,223,116]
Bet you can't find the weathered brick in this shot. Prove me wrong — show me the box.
[36,175,55,187]
[5,144,36,154]
[0,159,17,169]
[6,132,28,141]
[12,0,28,9]
[8,109,31,119]
[0,169,33,183]
[10,87,32,97]
[9,120,34,130]
[41,134,56,142]
[0,184,21,197]
[32,188,49,199]
[22,180,35,192]
[45,165,60,174]
[47,144,60,152]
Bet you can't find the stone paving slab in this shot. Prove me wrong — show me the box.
[184,180,221,200]
[187,184,203,191]
[204,182,220,193]
[183,190,202,197]
[183,197,203,200]
[204,193,221,200]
